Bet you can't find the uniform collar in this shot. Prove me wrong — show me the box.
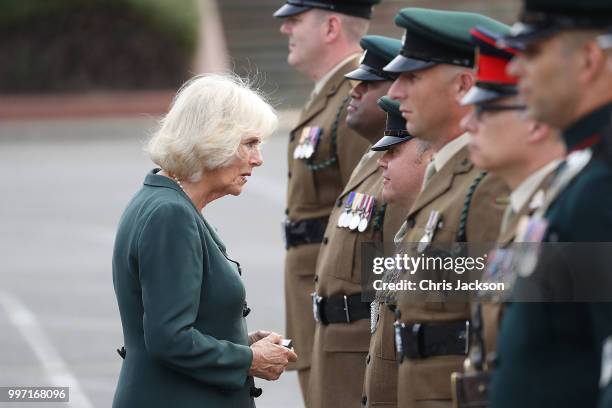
[433,133,470,172]
[313,53,361,96]
[563,102,612,151]
[509,159,561,213]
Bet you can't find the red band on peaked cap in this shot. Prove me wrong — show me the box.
[477,54,518,85]
[471,28,519,85]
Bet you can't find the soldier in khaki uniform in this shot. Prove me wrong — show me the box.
[273,1,379,404]
[449,26,565,407]
[309,36,410,408]
[382,9,510,407]
[360,96,433,408]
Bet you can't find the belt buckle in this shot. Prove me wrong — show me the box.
[311,292,323,323]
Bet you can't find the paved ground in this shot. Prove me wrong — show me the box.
[0,116,302,407]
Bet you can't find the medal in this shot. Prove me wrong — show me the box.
[417,210,440,253]
[305,127,322,159]
[293,128,310,159]
[338,192,356,228]
[338,192,355,228]
[358,196,375,232]
[349,194,366,230]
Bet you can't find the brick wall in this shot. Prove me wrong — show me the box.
[218,0,521,108]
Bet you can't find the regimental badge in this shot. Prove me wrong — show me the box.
[418,210,441,253]
[293,126,323,160]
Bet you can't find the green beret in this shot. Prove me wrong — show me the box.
[371,96,412,151]
[384,8,510,73]
[346,35,402,81]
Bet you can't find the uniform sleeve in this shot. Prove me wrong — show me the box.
[137,202,253,390]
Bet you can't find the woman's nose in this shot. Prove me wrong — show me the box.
[251,149,263,167]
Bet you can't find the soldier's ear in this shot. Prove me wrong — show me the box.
[527,122,551,143]
[455,70,475,101]
[324,14,342,43]
[580,38,609,84]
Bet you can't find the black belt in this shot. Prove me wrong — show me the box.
[284,217,328,248]
[394,319,470,361]
[311,292,370,324]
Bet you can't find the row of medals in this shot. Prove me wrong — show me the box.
[293,126,322,160]
[337,192,376,233]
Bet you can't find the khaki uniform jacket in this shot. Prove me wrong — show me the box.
[285,56,370,371]
[309,151,410,408]
[394,146,508,407]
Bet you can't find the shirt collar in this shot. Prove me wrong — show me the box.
[510,159,561,213]
[433,133,470,172]
[563,102,612,151]
[313,53,360,96]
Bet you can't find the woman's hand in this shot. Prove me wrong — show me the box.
[249,333,298,381]
[248,330,271,346]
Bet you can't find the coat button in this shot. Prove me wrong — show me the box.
[462,158,469,166]
[362,395,367,405]
[366,354,371,364]
[323,237,329,245]
[314,275,319,283]
[285,208,289,216]
[288,171,292,179]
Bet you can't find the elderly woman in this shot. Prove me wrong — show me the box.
[112,74,297,408]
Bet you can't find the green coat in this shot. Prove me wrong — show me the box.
[492,103,612,408]
[112,169,255,408]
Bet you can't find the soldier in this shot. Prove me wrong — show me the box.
[487,1,612,407]
[383,9,510,407]
[308,35,408,408]
[359,96,432,408]
[273,1,379,404]
[451,25,566,407]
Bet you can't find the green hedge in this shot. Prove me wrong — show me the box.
[0,0,199,92]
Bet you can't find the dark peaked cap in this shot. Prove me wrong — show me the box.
[345,35,402,82]
[501,0,612,49]
[462,25,520,106]
[273,0,381,19]
[384,8,510,73]
[371,96,413,151]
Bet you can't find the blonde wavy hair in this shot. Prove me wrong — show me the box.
[147,74,278,181]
